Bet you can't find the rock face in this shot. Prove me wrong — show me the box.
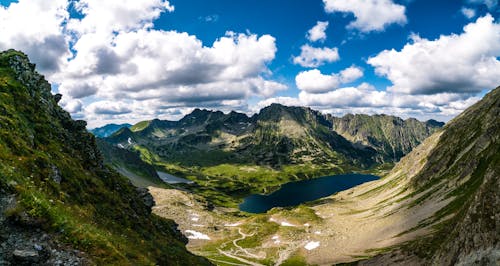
[329,114,443,162]
[0,50,211,265]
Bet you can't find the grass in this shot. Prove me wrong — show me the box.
[0,50,209,265]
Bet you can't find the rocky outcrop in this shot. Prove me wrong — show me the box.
[0,50,211,265]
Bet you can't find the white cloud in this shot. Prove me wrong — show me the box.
[340,66,364,83]
[368,15,500,95]
[0,0,286,125]
[258,83,482,122]
[307,21,329,42]
[67,0,174,35]
[323,0,407,32]
[293,44,339,67]
[0,0,70,73]
[86,101,133,115]
[461,7,476,19]
[295,66,364,93]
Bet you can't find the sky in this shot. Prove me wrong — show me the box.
[0,0,499,128]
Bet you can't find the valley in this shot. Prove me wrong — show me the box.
[99,103,440,207]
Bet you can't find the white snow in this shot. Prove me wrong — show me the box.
[269,217,295,227]
[117,144,124,148]
[127,137,133,144]
[281,221,295,227]
[304,241,320,250]
[224,222,242,227]
[185,230,211,240]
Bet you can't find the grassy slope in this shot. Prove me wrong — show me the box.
[0,50,210,265]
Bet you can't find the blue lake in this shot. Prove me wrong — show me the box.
[239,173,379,213]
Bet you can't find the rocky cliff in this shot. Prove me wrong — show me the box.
[0,50,210,265]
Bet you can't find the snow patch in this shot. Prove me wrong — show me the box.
[281,221,295,227]
[127,137,133,144]
[224,222,242,227]
[304,241,320,250]
[185,230,210,240]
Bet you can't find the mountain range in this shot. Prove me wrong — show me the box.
[100,103,442,204]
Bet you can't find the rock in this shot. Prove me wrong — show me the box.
[136,187,155,210]
[13,249,39,264]
[50,165,62,184]
[54,93,62,103]
[34,244,43,251]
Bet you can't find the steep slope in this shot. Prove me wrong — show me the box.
[89,123,131,138]
[96,139,166,188]
[0,50,210,265]
[308,86,499,265]
[329,114,443,162]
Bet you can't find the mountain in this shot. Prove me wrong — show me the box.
[0,50,210,265]
[89,123,131,138]
[102,103,442,204]
[329,114,444,162]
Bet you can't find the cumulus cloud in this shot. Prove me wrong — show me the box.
[0,0,287,125]
[368,15,500,95]
[55,30,283,102]
[461,7,476,19]
[307,21,329,42]
[323,0,407,32]
[295,66,363,93]
[293,44,339,67]
[257,83,481,121]
[86,101,133,115]
[0,0,70,73]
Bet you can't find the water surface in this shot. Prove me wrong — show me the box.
[157,171,194,184]
[239,173,378,213]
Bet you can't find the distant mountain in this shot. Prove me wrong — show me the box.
[0,50,210,265]
[89,123,131,137]
[329,114,443,162]
[102,103,442,201]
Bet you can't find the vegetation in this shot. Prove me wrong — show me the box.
[0,50,209,265]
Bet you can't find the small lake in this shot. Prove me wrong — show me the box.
[239,173,379,213]
[157,171,194,184]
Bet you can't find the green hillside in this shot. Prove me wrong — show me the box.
[0,50,210,265]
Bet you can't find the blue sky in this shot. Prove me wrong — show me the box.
[0,0,499,127]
